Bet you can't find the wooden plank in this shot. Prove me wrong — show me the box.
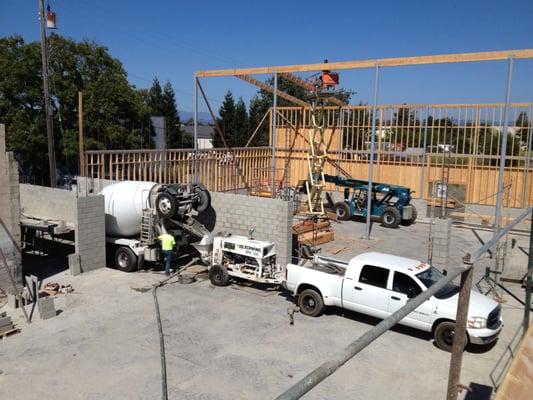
[236,75,309,107]
[196,49,533,77]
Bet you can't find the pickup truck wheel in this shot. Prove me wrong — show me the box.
[115,246,138,273]
[209,264,230,286]
[156,192,177,219]
[334,202,351,221]
[381,207,401,228]
[298,289,325,317]
[434,321,465,352]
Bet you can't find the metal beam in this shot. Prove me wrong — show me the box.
[195,49,533,78]
[236,75,308,107]
[365,65,379,240]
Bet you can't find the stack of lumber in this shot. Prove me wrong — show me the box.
[0,312,18,339]
[293,219,334,246]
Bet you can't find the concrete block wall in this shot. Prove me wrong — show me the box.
[70,195,106,274]
[0,124,22,290]
[74,176,118,196]
[431,217,451,270]
[209,192,293,267]
[20,184,77,225]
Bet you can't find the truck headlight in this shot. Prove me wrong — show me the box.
[467,316,487,329]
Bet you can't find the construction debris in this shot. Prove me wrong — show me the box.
[38,297,56,320]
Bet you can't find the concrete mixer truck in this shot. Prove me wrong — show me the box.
[100,181,213,272]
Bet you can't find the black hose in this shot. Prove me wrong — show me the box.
[152,286,168,400]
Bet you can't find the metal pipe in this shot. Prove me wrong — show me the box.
[446,266,474,400]
[366,65,380,240]
[275,206,532,400]
[419,106,430,198]
[38,0,57,187]
[494,58,514,235]
[272,72,278,198]
[524,217,533,333]
[193,78,199,183]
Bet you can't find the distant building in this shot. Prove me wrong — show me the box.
[182,125,214,149]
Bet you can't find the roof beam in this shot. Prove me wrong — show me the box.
[236,74,308,107]
[195,49,533,78]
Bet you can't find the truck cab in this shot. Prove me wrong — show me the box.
[285,252,503,351]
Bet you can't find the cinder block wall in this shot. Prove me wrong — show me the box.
[209,192,293,267]
[69,195,106,274]
[0,124,22,290]
[20,184,77,224]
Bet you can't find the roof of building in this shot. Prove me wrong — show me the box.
[182,125,214,139]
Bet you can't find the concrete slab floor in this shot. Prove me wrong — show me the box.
[0,219,530,400]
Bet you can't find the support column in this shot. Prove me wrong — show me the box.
[523,216,533,333]
[446,264,474,400]
[365,65,380,240]
[522,105,533,208]
[419,106,430,198]
[494,58,514,234]
[193,78,199,183]
[271,72,278,198]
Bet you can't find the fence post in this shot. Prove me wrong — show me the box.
[446,261,474,400]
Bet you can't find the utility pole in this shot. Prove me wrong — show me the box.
[38,0,57,187]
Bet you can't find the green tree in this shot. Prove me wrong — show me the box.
[233,97,248,147]
[0,34,153,183]
[161,81,184,148]
[213,91,236,148]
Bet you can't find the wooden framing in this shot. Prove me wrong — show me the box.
[196,49,533,77]
[85,102,533,208]
[236,74,308,107]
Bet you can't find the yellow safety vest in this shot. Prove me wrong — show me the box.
[158,234,176,251]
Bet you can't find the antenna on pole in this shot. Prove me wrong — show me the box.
[38,0,57,187]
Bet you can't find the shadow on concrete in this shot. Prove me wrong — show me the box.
[22,237,74,281]
[464,382,493,400]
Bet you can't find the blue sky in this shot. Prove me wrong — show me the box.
[2,0,533,113]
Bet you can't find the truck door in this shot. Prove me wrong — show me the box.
[388,271,434,331]
[343,264,390,319]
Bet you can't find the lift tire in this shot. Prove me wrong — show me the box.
[115,246,138,273]
[156,192,177,219]
[402,206,418,226]
[209,264,230,286]
[434,321,467,352]
[298,289,325,317]
[381,207,401,228]
[334,202,351,221]
[194,184,211,213]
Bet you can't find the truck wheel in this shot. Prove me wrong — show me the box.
[381,207,401,228]
[434,321,465,352]
[115,246,138,273]
[156,192,177,219]
[193,184,211,213]
[298,289,325,317]
[209,264,230,286]
[334,202,351,221]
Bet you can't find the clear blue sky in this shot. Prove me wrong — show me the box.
[2,0,533,113]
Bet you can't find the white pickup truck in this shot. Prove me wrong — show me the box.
[284,252,503,351]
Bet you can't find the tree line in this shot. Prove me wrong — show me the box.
[0,35,189,183]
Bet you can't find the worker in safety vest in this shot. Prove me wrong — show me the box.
[158,233,176,276]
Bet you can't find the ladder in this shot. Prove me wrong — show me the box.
[140,209,156,245]
[305,101,327,214]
